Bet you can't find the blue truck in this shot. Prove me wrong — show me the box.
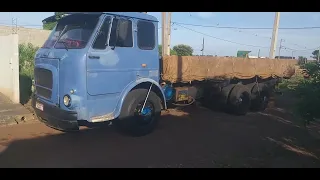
[32,12,282,136]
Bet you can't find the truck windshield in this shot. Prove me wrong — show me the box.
[42,14,101,49]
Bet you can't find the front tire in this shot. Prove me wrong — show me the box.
[115,88,162,137]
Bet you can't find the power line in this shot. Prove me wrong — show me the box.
[282,45,319,52]
[174,21,316,51]
[176,15,272,40]
[173,23,269,49]
[172,21,320,30]
[282,40,309,50]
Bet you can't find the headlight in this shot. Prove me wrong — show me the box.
[63,95,71,107]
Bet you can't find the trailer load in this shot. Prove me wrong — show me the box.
[161,55,297,83]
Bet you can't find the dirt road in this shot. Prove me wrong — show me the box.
[0,105,319,168]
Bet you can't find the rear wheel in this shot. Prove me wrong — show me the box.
[115,89,161,137]
[227,84,251,115]
[250,83,270,111]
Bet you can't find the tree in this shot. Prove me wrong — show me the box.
[172,44,193,56]
[43,22,57,31]
[298,56,307,65]
[311,50,320,60]
[158,45,177,57]
[43,12,66,30]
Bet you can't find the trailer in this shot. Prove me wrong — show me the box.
[32,12,298,137]
[160,55,296,114]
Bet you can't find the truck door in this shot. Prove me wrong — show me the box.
[86,16,136,96]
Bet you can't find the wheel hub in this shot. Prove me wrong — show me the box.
[141,107,152,116]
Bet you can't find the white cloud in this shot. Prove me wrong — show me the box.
[197,12,215,19]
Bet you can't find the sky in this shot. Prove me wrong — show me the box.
[0,12,319,58]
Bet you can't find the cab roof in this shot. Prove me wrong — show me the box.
[42,12,158,23]
[104,12,158,22]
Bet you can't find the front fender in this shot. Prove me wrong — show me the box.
[113,78,167,119]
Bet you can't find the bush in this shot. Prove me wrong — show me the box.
[279,61,320,124]
[19,43,39,79]
[19,43,39,104]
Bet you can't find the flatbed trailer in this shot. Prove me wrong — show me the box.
[160,55,297,115]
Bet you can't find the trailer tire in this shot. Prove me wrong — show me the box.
[227,84,251,115]
[115,88,162,137]
[250,83,270,111]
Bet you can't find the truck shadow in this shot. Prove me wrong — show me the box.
[0,107,320,168]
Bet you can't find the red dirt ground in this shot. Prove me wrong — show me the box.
[0,96,319,168]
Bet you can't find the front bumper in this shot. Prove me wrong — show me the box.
[32,94,79,131]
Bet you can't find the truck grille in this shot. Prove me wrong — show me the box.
[34,68,53,99]
[36,86,52,99]
[34,68,53,89]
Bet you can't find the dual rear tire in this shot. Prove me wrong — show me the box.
[222,83,271,115]
[227,84,252,115]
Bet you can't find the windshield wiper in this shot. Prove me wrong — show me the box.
[53,25,69,51]
[58,40,69,51]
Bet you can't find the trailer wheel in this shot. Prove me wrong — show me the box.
[115,89,161,137]
[250,83,270,111]
[227,84,251,115]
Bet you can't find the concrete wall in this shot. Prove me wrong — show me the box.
[0,26,50,47]
[0,34,20,103]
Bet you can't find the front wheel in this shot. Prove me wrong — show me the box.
[115,89,162,137]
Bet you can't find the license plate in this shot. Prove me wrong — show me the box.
[35,102,44,111]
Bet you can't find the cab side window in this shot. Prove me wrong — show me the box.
[92,16,112,50]
[109,18,133,47]
[137,20,155,50]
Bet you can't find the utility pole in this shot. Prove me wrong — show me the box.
[12,18,17,34]
[278,39,283,59]
[167,12,172,55]
[258,49,260,58]
[269,12,280,59]
[161,12,168,57]
[201,37,204,56]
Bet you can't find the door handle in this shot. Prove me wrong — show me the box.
[88,55,100,59]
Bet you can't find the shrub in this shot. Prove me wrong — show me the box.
[19,43,39,104]
[287,62,320,124]
[19,43,39,79]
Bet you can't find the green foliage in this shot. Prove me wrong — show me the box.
[298,56,307,65]
[173,44,193,56]
[43,12,66,30]
[312,50,319,60]
[279,61,320,124]
[19,43,39,104]
[55,12,66,19]
[19,43,39,79]
[43,21,57,30]
[158,45,177,57]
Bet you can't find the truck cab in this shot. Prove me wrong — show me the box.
[32,12,166,136]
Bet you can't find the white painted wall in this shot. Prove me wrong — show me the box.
[0,26,50,47]
[0,34,19,103]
